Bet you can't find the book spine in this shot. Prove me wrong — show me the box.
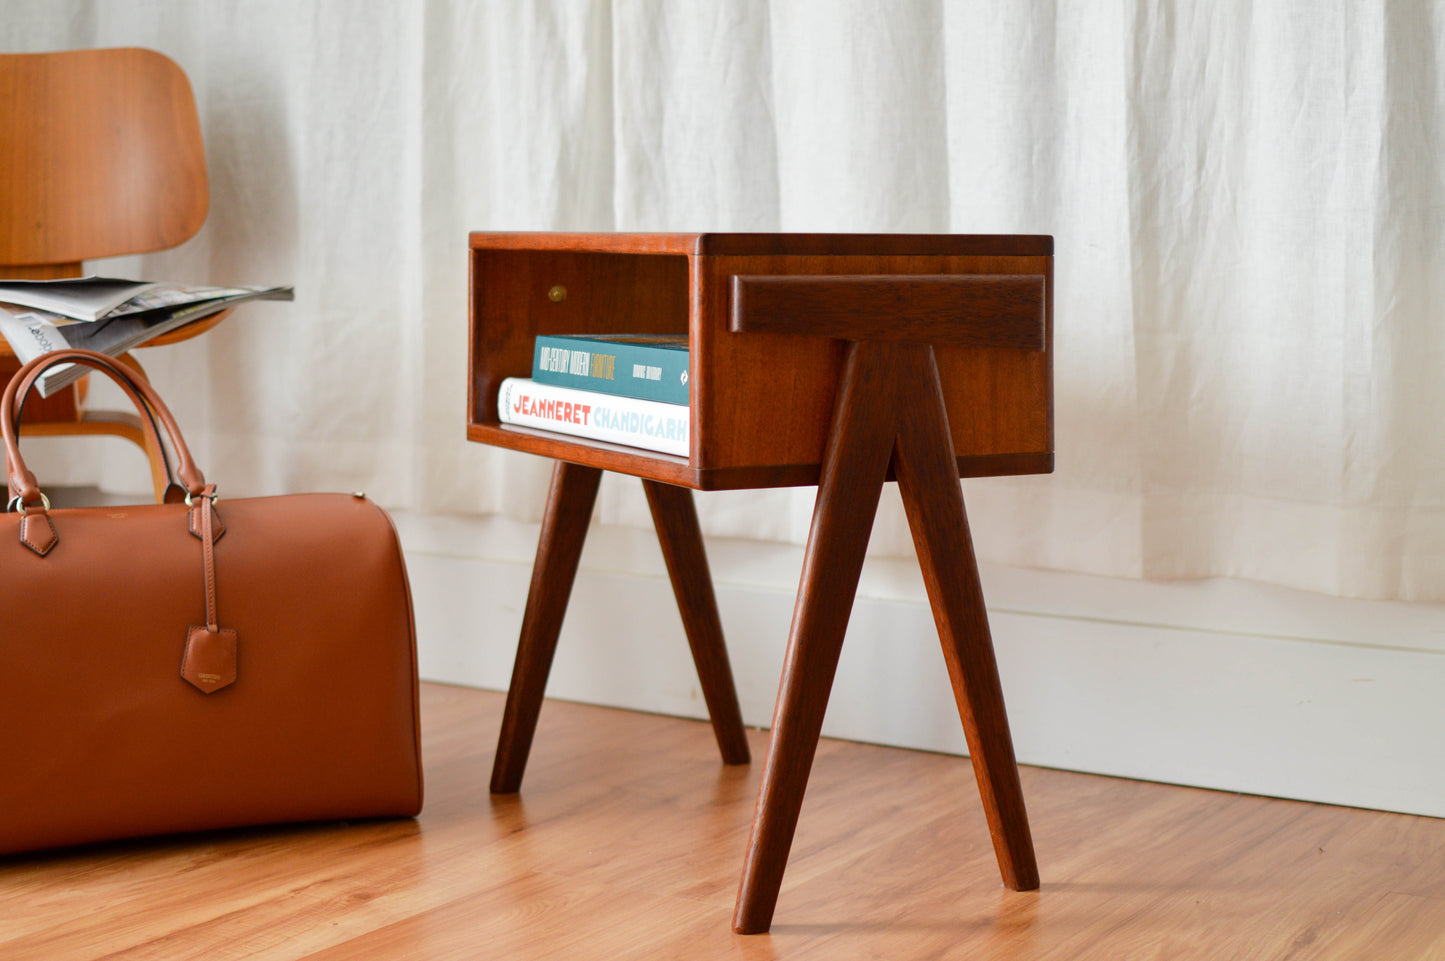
[497,378,690,456]
[532,336,689,405]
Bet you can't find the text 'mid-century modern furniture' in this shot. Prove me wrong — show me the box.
[0,48,232,499]
[466,232,1052,933]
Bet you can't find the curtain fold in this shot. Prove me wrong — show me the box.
[5,0,1441,601]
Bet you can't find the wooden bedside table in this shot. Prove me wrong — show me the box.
[467,232,1052,933]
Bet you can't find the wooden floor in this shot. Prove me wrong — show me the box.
[4,683,1445,960]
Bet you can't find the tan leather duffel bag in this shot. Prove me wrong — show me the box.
[0,350,422,855]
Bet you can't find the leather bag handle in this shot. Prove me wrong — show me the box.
[9,353,181,505]
[2,349,208,510]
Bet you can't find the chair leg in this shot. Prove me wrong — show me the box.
[893,352,1039,892]
[490,461,602,794]
[139,418,170,501]
[732,343,899,934]
[642,480,750,765]
[112,354,172,502]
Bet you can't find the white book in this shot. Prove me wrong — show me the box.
[497,377,690,456]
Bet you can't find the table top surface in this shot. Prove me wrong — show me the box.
[468,231,1053,257]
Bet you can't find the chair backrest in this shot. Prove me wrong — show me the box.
[0,47,209,279]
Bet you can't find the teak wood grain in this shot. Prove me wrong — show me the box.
[890,344,1037,891]
[730,273,1046,348]
[730,340,899,932]
[468,232,1050,932]
[489,461,602,794]
[642,479,751,766]
[467,233,1053,490]
[490,464,751,795]
[731,340,1037,934]
[468,231,1053,257]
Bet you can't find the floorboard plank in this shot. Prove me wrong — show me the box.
[2,683,1443,960]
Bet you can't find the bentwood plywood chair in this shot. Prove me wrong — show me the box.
[0,47,229,498]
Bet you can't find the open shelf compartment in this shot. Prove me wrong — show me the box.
[467,232,1054,490]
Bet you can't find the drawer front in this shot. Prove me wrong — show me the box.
[694,254,1053,481]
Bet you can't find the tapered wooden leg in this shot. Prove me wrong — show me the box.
[490,461,602,794]
[732,343,900,934]
[893,349,1039,891]
[733,343,1039,933]
[642,480,750,766]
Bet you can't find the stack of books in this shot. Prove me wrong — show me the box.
[497,333,690,456]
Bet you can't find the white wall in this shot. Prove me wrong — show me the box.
[396,509,1445,819]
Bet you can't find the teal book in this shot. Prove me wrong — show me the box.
[532,333,689,405]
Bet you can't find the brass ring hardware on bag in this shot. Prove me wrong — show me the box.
[183,489,220,507]
[6,492,51,514]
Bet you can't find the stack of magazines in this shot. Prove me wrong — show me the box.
[0,277,293,397]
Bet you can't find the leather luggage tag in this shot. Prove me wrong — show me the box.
[19,511,58,556]
[181,625,238,694]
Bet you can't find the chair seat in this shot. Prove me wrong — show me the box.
[0,310,231,362]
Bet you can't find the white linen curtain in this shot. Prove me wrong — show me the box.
[5,1,1442,602]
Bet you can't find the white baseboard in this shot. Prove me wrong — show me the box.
[394,511,1445,818]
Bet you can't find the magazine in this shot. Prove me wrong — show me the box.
[0,277,163,322]
[0,283,294,397]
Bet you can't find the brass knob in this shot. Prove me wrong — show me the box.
[548,285,567,303]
